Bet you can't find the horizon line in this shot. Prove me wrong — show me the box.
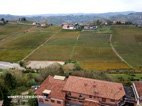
[0,11,141,16]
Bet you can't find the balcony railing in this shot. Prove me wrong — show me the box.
[65,94,85,103]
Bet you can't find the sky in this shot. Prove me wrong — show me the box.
[0,0,142,15]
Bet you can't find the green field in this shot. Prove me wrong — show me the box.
[27,28,128,70]
[0,24,142,71]
[112,25,142,70]
[0,24,60,62]
[72,31,128,70]
[27,30,79,60]
[108,74,142,84]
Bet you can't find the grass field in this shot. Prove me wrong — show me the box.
[108,74,142,83]
[0,24,60,62]
[27,30,79,60]
[0,24,31,40]
[0,24,141,71]
[72,31,128,70]
[27,28,128,70]
[112,25,142,70]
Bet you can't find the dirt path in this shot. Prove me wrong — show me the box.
[22,30,61,61]
[70,32,81,59]
[109,34,134,69]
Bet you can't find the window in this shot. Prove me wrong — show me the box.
[67,92,71,96]
[39,98,44,103]
[102,98,106,102]
[51,99,55,103]
[79,100,83,103]
[79,94,83,97]
[57,101,61,104]
[45,99,49,101]
[89,95,92,98]
[43,94,49,98]
[110,99,115,102]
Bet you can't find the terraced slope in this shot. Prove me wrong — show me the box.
[112,25,142,70]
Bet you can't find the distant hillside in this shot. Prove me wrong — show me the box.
[0,14,20,21]
[110,12,142,24]
[0,11,142,25]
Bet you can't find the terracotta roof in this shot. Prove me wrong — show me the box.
[35,75,66,100]
[63,76,125,100]
[134,81,142,98]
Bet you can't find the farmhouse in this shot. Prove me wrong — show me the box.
[41,23,48,28]
[32,22,48,28]
[0,21,5,25]
[32,22,37,26]
[112,20,126,25]
[35,75,127,106]
[132,81,142,106]
[62,23,80,30]
[62,23,75,30]
[84,25,97,30]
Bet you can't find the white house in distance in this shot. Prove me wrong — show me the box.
[32,22,37,26]
[62,23,75,30]
[41,23,48,28]
[32,22,48,28]
[62,23,78,30]
[84,25,98,30]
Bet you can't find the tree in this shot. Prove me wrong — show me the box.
[0,83,11,106]
[1,18,5,22]
[28,98,38,106]
[19,61,26,67]
[26,79,36,87]
[96,20,102,25]
[19,17,27,21]
[4,73,17,89]
[64,60,81,71]
[0,18,6,24]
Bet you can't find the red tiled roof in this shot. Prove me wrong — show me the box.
[63,76,125,100]
[35,75,66,100]
[134,81,142,97]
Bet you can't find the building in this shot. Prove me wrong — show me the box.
[62,23,75,30]
[123,86,136,106]
[112,21,126,25]
[41,23,48,28]
[132,81,142,106]
[83,25,97,30]
[35,75,126,106]
[62,23,81,30]
[32,22,37,26]
[0,21,5,25]
[36,75,66,106]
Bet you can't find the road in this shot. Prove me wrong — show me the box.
[70,32,81,59]
[109,34,134,69]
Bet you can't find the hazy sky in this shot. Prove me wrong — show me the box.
[0,0,142,15]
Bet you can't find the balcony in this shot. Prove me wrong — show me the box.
[65,94,84,106]
[66,94,85,101]
[100,101,117,106]
[66,101,83,106]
